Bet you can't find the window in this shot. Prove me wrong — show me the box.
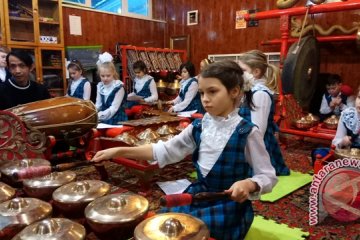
[63,0,151,18]
[92,0,122,14]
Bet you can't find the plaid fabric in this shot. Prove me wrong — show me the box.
[134,78,152,98]
[100,85,128,124]
[67,79,88,99]
[239,90,290,176]
[160,118,255,240]
[179,78,205,114]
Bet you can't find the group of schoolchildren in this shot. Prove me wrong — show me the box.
[1,47,358,239]
[67,52,208,124]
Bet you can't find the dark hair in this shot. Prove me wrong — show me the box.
[179,61,196,77]
[326,74,342,86]
[68,59,84,73]
[6,50,33,68]
[201,60,254,108]
[201,60,243,91]
[133,60,147,73]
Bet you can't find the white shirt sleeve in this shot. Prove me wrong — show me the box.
[332,115,347,148]
[95,85,102,111]
[172,95,182,104]
[144,79,158,103]
[152,124,196,168]
[98,87,125,121]
[320,94,332,114]
[173,81,199,112]
[250,91,271,137]
[245,127,278,199]
[83,81,91,100]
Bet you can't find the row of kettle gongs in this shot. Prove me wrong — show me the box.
[1,185,210,240]
[0,160,208,240]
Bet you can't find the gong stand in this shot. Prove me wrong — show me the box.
[243,1,360,142]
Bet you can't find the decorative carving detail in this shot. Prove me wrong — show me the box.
[0,111,46,161]
[291,17,358,37]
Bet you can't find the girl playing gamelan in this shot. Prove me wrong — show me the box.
[92,60,277,240]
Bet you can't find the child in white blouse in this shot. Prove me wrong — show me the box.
[66,59,91,100]
[0,46,10,83]
[332,86,360,149]
[167,61,204,113]
[238,49,290,176]
[127,60,158,105]
[95,52,127,124]
[92,60,277,240]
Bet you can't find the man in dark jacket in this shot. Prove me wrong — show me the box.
[0,50,50,110]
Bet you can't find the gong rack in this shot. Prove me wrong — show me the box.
[244,1,360,141]
[120,45,187,93]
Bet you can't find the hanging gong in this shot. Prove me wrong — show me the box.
[282,35,320,109]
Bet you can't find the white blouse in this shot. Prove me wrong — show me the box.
[0,68,6,82]
[172,78,199,112]
[128,75,158,103]
[152,109,277,198]
[319,93,355,116]
[95,80,125,121]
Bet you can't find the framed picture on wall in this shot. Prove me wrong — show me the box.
[187,10,198,26]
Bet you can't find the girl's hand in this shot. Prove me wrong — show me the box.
[167,106,174,113]
[224,179,257,203]
[341,136,352,147]
[91,148,119,162]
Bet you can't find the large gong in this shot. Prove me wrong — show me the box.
[282,35,320,109]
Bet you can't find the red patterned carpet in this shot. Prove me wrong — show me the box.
[73,136,360,240]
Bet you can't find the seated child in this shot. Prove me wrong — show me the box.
[127,60,158,105]
[332,86,360,149]
[319,74,354,120]
[66,60,91,100]
[0,46,10,83]
[92,60,277,240]
[167,61,204,114]
[95,52,127,124]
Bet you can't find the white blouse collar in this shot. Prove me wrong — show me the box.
[99,80,122,95]
[203,108,241,125]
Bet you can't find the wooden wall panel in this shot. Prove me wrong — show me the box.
[63,7,165,54]
[62,1,360,88]
[164,0,360,88]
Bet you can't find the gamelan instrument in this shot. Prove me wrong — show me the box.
[12,218,86,240]
[282,35,320,109]
[160,192,229,208]
[0,198,52,239]
[6,96,98,140]
[134,212,210,240]
[85,193,149,238]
